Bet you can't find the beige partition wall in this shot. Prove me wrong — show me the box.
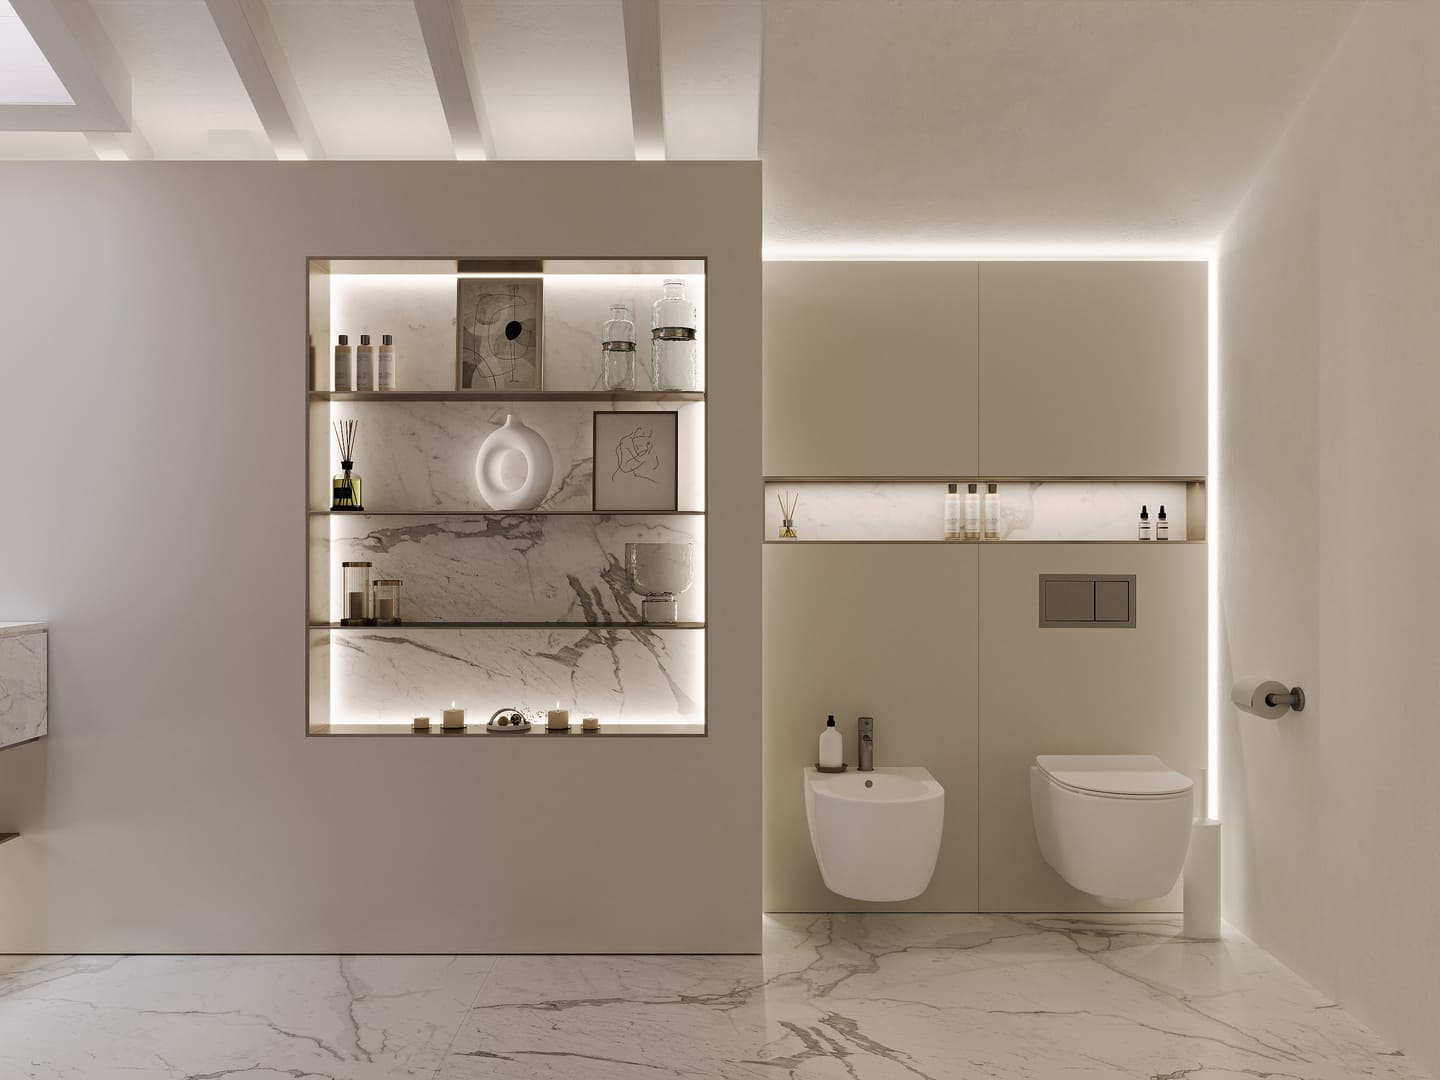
[0,162,761,953]
[762,258,1207,913]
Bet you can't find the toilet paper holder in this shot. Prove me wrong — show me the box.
[1231,677,1306,718]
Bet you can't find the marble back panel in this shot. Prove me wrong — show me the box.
[0,627,47,750]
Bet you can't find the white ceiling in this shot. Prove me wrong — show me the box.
[1,0,1360,246]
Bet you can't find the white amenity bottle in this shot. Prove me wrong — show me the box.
[819,715,843,769]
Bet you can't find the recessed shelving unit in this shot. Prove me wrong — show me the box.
[307,258,707,736]
[763,478,1206,543]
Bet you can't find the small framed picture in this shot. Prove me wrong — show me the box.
[593,411,679,512]
[456,277,542,390]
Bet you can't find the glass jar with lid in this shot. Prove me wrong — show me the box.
[372,579,402,625]
[341,561,372,625]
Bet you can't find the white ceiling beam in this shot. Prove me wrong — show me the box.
[413,0,494,161]
[2,0,131,131]
[86,128,152,161]
[204,0,320,161]
[622,0,665,161]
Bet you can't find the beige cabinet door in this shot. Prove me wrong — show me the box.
[764,261,979,478]
[978,262,1207,478]
[976,542,1207,912]
[763,542,979,912]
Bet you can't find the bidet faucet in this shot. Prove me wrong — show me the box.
[858,716,874,772]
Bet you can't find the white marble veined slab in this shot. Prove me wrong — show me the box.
[0,624,46,750]
[764,480,1193,541]
[310,513,705,625]
[1,916,1426,1079]
[312,626,703,727]
[327,272,706,393]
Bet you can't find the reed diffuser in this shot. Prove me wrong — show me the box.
[332,420,364,511]
[776,490,799,539]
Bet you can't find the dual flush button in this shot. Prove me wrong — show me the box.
[1038,574,1136,628]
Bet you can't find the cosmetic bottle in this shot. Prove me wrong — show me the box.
[355,334,375,392]
[378,334,396,390]
[333,334,352,392]
[944,483,962,540]
[601,303,637,390]
[1139,505,1152,541]
[964,483,981,540]
[983,483,1000,540]
[819,715,843,769]
[1157,505,1169,541]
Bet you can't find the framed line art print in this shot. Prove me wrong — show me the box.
[593,411,679,512]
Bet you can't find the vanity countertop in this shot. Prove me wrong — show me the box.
[0,622,46,638]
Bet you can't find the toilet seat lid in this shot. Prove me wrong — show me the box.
[1037,755,1193,797]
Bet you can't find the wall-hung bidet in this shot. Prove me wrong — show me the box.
[1030,754,1193,907]
[805,766,944,901]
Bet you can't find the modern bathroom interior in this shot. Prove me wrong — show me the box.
[0,1,1437,1077]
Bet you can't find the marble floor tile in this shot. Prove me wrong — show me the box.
[0,917,1429,1080]
[0,954,494,1079]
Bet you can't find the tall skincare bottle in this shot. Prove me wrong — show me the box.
[1138,505,1152,541]
[983,483,1000,540]
[333,334,352,391]
[378,334,396,390]
[1156,505,1169,541]
[355,334,376,392]
[944,483,962,540]
[964,483,981,540]
[819,715,843,768]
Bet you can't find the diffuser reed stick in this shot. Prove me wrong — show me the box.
[777,490,799,539]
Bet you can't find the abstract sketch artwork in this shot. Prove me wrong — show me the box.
[593,410,679,512]
[456,278,542,389]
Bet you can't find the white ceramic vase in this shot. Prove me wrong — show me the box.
[474,414,554,511]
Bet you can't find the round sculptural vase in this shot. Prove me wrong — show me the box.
[475,414,554,510]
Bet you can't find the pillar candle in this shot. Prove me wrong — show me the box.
[443,704,465,731]
[547,708,570,730]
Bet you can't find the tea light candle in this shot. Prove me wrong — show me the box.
[412,716,431,732]
[582,716,600,733]
[547,707,570,731]
[443,701,465,731]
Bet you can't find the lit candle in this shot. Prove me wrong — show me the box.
[547,703,570,731]
[412,716,431,732]
[442,700,465,731]
[582,716,600,733]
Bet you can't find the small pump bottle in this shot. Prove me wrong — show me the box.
[355,334,376,391]
[333,334,352,392]
[964,483,981,540]
[983,483,1001,540]
[1157,505,1169,541]
[378,334,396,390]
[819,715,843,769]
[944,483,962,540]
[1139,505,1152,541]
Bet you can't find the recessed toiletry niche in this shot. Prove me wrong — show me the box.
[307,258,707,735]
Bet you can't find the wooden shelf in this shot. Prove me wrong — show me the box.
[763,539,1205,545]
[309,723,703,737]
[312,390,705,403]
[311,622,705,630]
[310,509,705,517]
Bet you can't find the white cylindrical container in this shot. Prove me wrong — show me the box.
[819,715,843,768]
[1184,819,1222,940]
[378,334,396,390]
[355,334,376,391]
[333,334,352,391]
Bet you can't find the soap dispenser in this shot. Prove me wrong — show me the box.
[819,715,843,770]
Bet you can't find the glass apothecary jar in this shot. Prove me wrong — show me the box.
[651,279,697,391]
[372,579,402,625]
[341,561,372,625]
[601,303,638,390]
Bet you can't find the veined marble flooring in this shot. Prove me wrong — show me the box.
[0,914,1428,1080]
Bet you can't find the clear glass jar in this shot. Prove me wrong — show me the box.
[372,579,402,624]
[341,561,372,625]
[651,279,697,391]
[332,460,363,511]
[601,303,638,391]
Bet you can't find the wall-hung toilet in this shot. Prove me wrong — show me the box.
[1030,754,1193,907]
